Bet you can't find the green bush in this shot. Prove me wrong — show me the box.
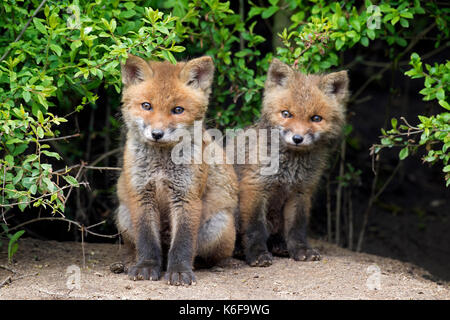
[0,0,448,245]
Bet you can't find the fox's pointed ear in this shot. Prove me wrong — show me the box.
[266,58,294,89]
[180,56,214,91]
[121,54,153,86]
[320,70,349,103]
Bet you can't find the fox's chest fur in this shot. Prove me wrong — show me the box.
[265,146,327,192]
[126,138,195,195]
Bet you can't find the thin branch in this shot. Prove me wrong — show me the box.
[0,183,88,208]
[0,276,12,289]
[83,166,121,171]
[0,0,48,63]
[38,133,80,142]
[0,265,16,274]
[0,217,121,239]
[356,161,401,252]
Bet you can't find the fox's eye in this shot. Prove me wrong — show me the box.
[311,115,322,122]
[172,106,184,115]
[141,102,152,111]
[281,110,292,118]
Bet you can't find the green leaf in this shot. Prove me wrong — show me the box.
[391,118,397,129]
[399,147,409,160]
[262,6,279,19]
[63,175,79,187]
[360,36,369,47]
[50,44,62,56]
[23,91,31,102]
[33,18,47,35]
[8,230,25,263]
[438,100,450,110]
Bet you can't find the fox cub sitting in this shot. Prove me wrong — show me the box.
[237,59,348,267]
[115,55,238,285]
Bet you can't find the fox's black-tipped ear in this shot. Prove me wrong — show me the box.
[121,54,153,85]
[180,56,214,91]
[266,58,294,89]
[320,70,349,103]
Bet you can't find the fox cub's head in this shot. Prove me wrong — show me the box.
[262,59,348,150]
[121,55,214,146]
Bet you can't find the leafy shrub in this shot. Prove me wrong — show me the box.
[0,0,448,248]
[0,1,185,215]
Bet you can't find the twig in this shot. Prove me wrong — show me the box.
[335,140,346,245]
[81,225,86,269]
[326,175,332,242]
[348,188,353,251]
[0,276,12,289]
[63,163,86,205]
[356,161,401,252]
[38,133,80,142]
[11,272,38,282]
[0,0,48,63]
[0,265,16,274]
[0,272,39,290]
[83,166,122,171]
[0,217,121,239]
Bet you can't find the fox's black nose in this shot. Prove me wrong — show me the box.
[151,129,164,140]
[292,135,304,145]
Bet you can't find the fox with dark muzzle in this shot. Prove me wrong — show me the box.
[236,59,349,267]
[115,55,238,285]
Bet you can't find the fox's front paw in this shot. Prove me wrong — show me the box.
[289,246,321,261]
[164,269,196,286]
[128,262,161,281]
[246,251,273,267]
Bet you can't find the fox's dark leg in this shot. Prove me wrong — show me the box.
[165,195,201,286]
[268,233,289,257]
[128,187,162,281]
[240,181,272,267]
[283,191,321,261]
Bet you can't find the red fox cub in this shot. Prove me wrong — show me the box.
[237,59,348,267]
[115,55,238,285]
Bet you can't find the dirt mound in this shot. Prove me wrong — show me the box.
[0,238,448,300]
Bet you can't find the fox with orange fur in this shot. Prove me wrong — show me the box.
[115,55,238,285]
[237,59,349,267]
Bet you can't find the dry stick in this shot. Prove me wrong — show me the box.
[0,0,48,63]
[89,147,122,167]
[326,175,332,242]
[335,140,346,245]
[239,0,245,51]
[81,226,86,269]
[0,265,16,274]
[356,161,401,252]
[2,166,6,224]
[53,148,122,174]
[0,276,12,289]
[0,217,121,239]
[0,272,39,290]
[38,133,80,142]
[83,166,121,171]
[348,187,353,251]
[63,163,86,206]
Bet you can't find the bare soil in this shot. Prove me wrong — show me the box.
[0,238,449,300]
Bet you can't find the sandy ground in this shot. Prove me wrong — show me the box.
[0,238,448,300]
